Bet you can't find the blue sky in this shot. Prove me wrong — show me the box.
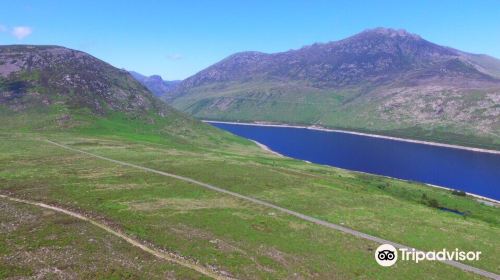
[1,0,499,80]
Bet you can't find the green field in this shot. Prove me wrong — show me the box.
[1,110,499,279]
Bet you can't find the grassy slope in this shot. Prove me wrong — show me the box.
[0,199,202,279]
[171,82,500,150]
[0,108,498,279]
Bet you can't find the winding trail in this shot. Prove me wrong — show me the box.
[0,194,234,280]
[13,139,498,279]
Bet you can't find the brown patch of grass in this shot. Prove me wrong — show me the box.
[126,197,243,211]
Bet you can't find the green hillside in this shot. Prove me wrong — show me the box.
[1,45,499,279]
[172,81,500,150]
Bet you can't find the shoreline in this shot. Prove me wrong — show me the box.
[424,183,499,206]
[206,120,500,205]
[251,140,314,164]
[204,120,500,155]
[250,140,284,157]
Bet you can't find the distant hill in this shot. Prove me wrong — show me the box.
[0,45,226,144]
[168,28,500,149]
[129,71,180,98]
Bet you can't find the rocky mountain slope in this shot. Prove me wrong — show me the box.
[0,45,225,144]
[168,28,500,149]
[129,71,180,98]
[0,45,170,115]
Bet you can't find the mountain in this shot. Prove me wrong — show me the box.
[0,46,169,115]
[0,45,225,144]
[129,71,180,98]
[168,28,500,149]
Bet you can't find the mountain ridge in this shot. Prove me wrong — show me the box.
[172,28,498,94]
[166,28,500,149]
[129,70,180,98]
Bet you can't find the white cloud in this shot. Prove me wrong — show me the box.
[166,53,183,60]
[0,25,7,32]
[12,26,32,39]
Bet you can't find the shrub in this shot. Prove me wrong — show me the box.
[427,199,440,208]
[421,193,440,208]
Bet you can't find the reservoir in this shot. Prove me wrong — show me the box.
[210,122,500,201]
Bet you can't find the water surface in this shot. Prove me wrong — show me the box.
[211,122,500,200]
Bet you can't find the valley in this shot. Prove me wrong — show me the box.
[0,43,498,279]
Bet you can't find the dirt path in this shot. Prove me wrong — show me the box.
[43,139,498,279]
[0,194,235,280]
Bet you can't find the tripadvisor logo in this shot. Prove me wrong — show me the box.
[375,244,481,267]
[375,244,398,267]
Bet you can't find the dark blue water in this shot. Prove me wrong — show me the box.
[439,207,465,216]
[211,123,500,200]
